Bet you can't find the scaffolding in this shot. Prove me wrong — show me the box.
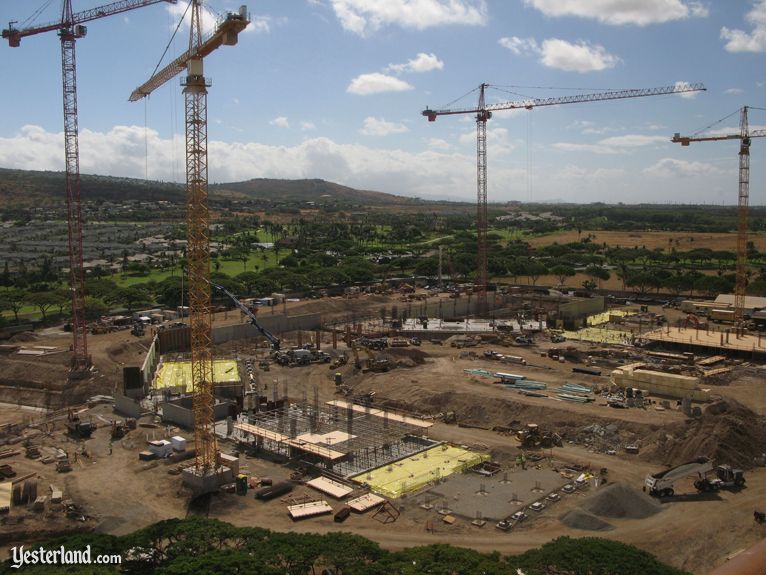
[232,403,437,478]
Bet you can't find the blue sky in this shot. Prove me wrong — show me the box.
[0,0,764,204]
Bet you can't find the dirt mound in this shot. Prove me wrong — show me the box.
[8,332,37,342]
[560,508,614,531]
[383,347,429,367]
[646,398,766,470]
[580,483,661,519]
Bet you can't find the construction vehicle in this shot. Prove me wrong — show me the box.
[56,459,72,473]
[645,457,745,497]
[351,344,390,372]
[516,423,561,449]
[111,420,128,440]
[209,281,280,350]
[65,411,94,438]
[684,314,708,330]
[329,354,348,370]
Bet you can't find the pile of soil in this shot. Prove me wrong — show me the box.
[383,347,429,367]
[646,398,766,470]
[560,508,614,531]
[580,483,661,519]
[8,332,37,343]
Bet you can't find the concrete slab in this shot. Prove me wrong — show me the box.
[426,467,567,521]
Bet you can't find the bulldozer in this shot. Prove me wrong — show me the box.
[65,411,94,439]
[516,423,561,449]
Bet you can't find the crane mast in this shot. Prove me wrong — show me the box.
[60,0,88,372]
[130,1,249,478]
[424,82,705,317]
[673,107,766,324]
[2,0,176,374]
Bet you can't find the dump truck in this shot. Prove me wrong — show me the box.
[645,457,745,497]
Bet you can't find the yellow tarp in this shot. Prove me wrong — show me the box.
[563,327,634,345]
[586,309,631,326]
[351,444,489,499]
[154,359,240,390]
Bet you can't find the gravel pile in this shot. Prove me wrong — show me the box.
[580,482,662,519]
[560,508,614,531]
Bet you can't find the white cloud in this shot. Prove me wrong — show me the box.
[557,165,625,180]
[553,133,666,154]
[360,117,410,136]
[721,0,766,53]
[674,81,700,98]
[347,73,413,95]
[270,116,290,128]
[553,142,621,155]
[525,0,708,26]
[499,36,619,73]
[387,53,444,74]
[539,38,620,72]
[428,138,451,150]
[498,36,539,55]
[643,158,723,178]
[0,124,486,201]
[301,122,317,131]
[329,0,487,36]
[725,88,744,95]
[458,126,515,154]
[599,135,668,147]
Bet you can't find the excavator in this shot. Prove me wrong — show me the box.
[351,341,390,372]
[208,281,280,350]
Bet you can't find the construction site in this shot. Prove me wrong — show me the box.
[1,1,766,575]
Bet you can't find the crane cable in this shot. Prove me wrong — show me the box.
[20,0,55,28]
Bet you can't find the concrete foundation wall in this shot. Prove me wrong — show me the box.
[559,296,606,321]
[213,313,322,344]
[141,336,160,390]
[114,394,144,418]
[161,396,237,429]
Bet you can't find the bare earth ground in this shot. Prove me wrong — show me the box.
[2,297,766,573]
[526,230,766,252]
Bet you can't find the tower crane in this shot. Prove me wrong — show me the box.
[129,0,249,480]
[673,107,766,324]
[423,82,706,316]
[2,0,177,374]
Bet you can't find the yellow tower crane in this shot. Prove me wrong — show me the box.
[129,0,249,485]
[673,107,766,324]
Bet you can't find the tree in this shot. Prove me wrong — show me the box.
[27,291,64,321]
[114,286,152,313]
[550,264,576,286]
[0,288,26,323]
[585,264,610,289]
[84,296,110,320]
[525,261,548,286]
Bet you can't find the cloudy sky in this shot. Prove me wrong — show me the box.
[0,0,764,204]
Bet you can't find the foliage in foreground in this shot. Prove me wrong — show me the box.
[0,516,690,575]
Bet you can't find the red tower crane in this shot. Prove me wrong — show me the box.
[673,107,766,324]
[2,0,177,374]
[423,82,706,316]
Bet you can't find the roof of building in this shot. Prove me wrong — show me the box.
[715,294,766,309]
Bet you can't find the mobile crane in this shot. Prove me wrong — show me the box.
[209,281,281,350]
